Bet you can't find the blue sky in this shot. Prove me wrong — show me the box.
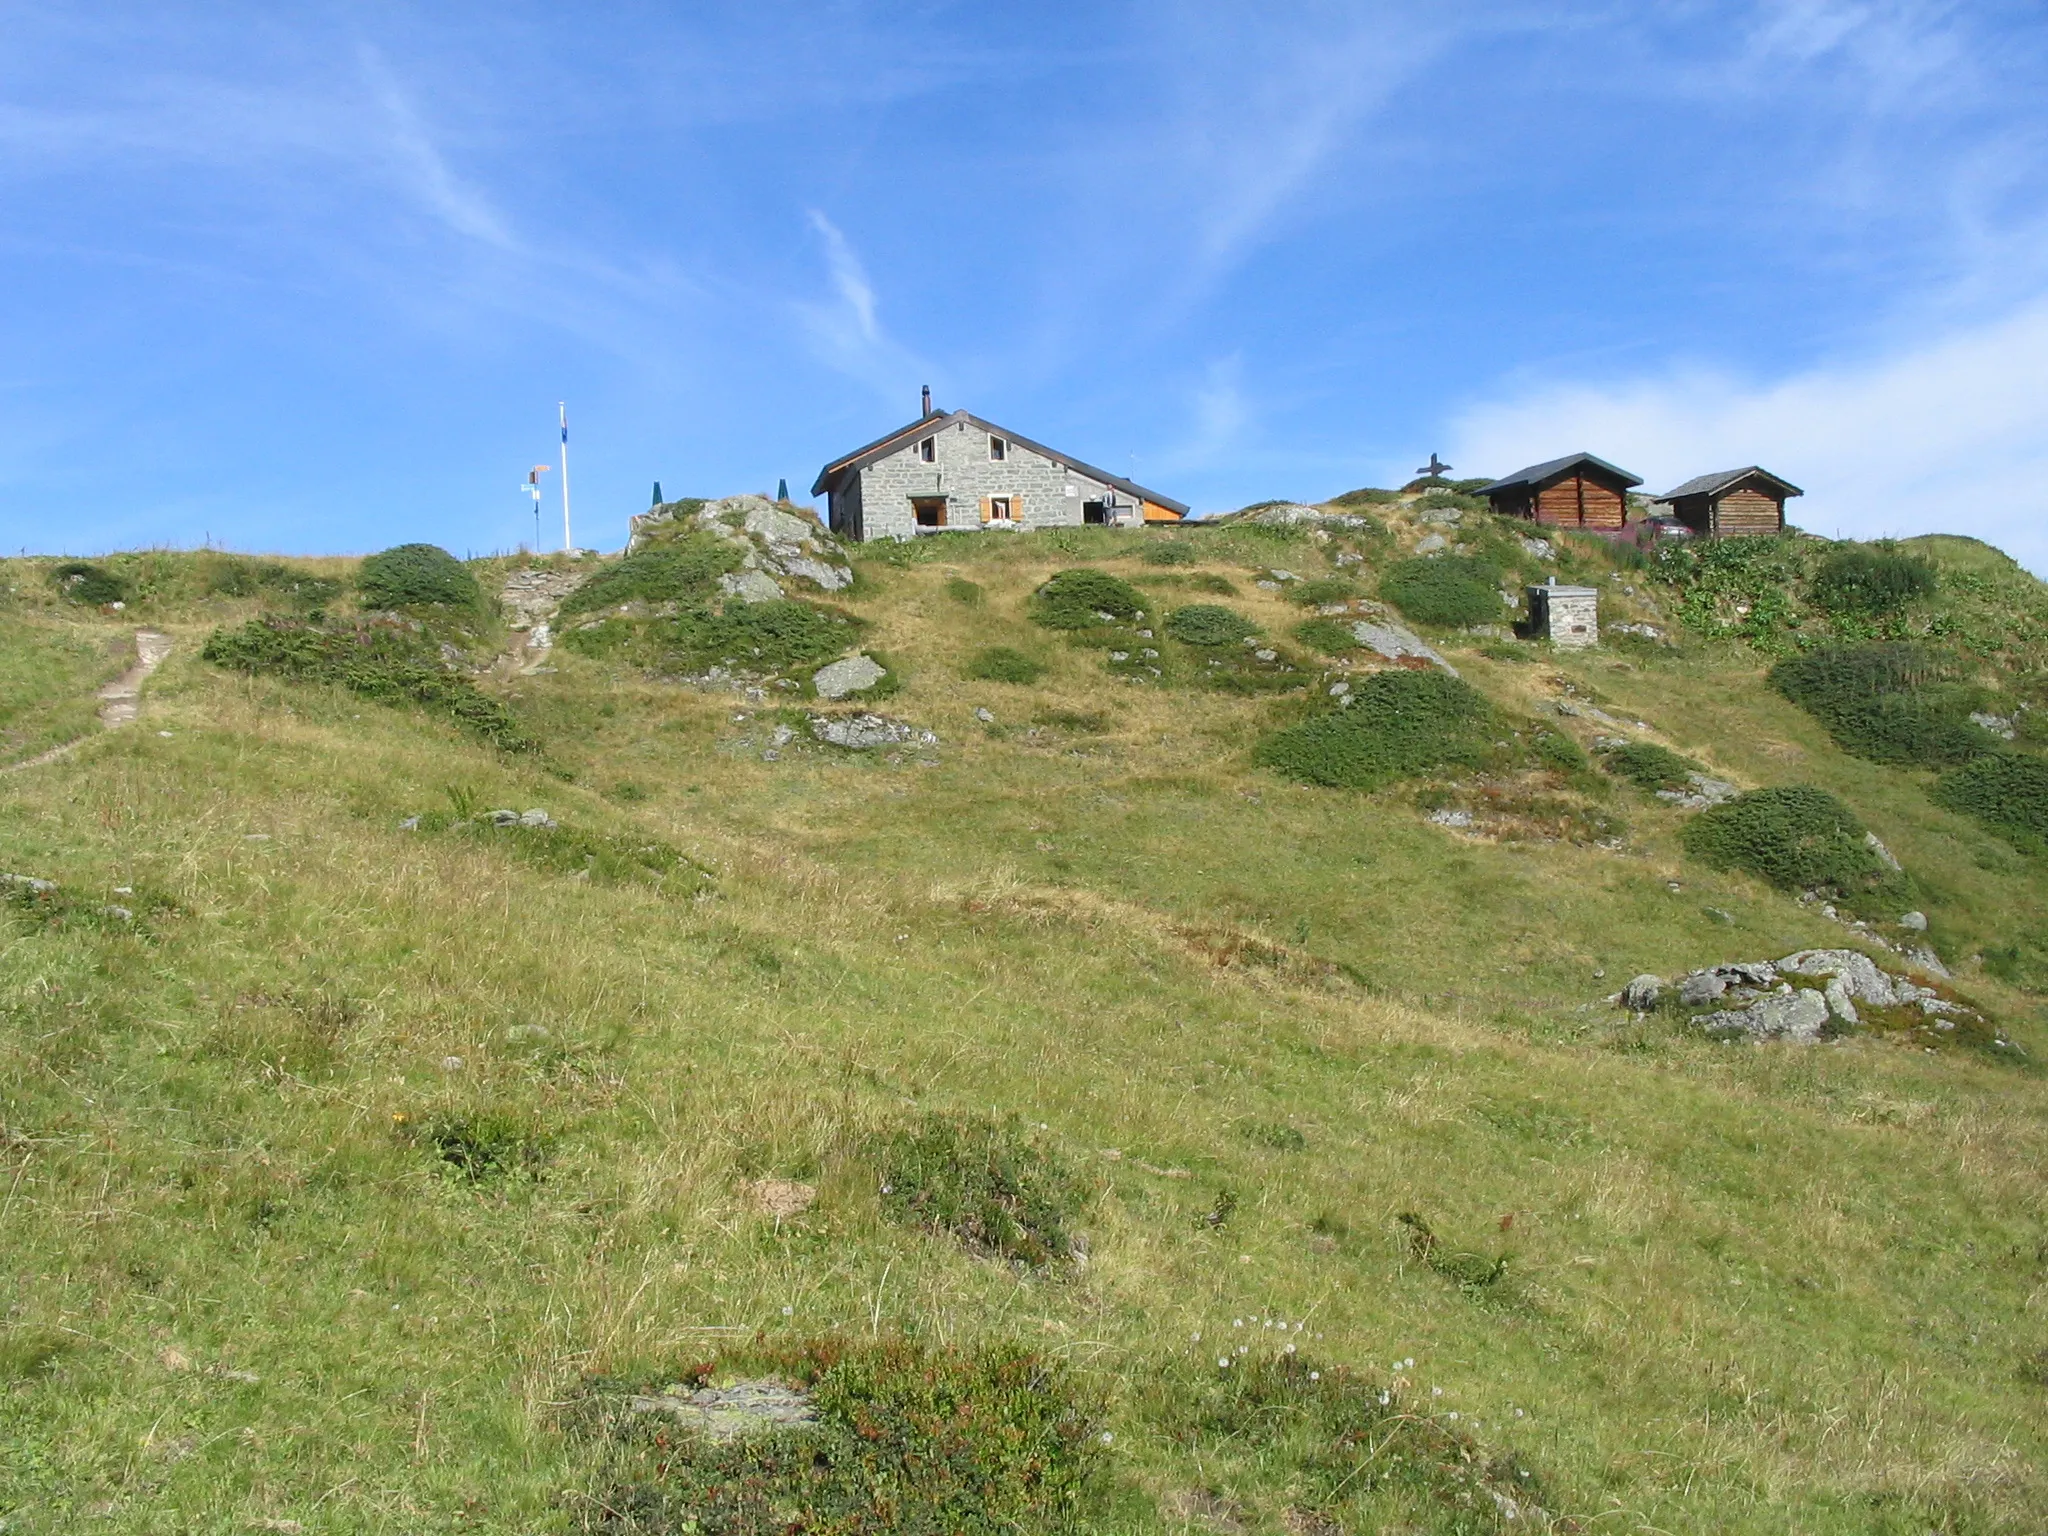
[4,2,2048,566]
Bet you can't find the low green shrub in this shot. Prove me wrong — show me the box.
[1027,569,1146,630]
[1380,556,1500,628]
[1681,786,1910,909]
[944,576,984,605]
[589,1338,1105,1536]
[1809,544,1937,616]
[875,1112,1082,1268]
[1286,577,1359,607]
[1413,489,1484,514]
[1150,1350,1549,1531]
[1600,741,1702,793]
[1328,486,1399,506]
[563,599,863,677]
[964,646,1045,684]
[1163,604,1259,647]
[1293,617,1361,656]
[1141,541,1200,566]
[202,619,538,752]
[1933,753,2048,852]
[1253,671,1501,790]
[1533,730,1590,774]
[1187,572,1237,596]
[417,1112,548,1181]
[1769,644,1994,767]
[556,536,740,617]
[357,544,482,610]
[49,560,129,607]
[203,556,343,607]
[409,808,713,892]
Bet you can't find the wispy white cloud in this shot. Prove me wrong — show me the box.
[792,210,931,404]
[1446,295,2048,570]
[355,46,514,249]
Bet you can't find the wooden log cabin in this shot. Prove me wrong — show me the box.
[1477,453,1641,531]
[1648,467,1801,538]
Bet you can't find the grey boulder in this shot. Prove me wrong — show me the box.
[1695,986,1830,1042]
[809,713,935,750]
[1620,974,1665,1010]
[811,653,887,700]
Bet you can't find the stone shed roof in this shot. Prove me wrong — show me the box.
[810,407,1190,516]
[1651,466,1804,502]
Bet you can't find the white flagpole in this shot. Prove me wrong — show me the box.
[558,401,573,552]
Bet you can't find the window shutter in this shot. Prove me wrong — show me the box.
[980,497,992,525]
[1010,494,1023,526]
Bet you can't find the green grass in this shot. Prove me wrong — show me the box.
[3,539,2048,1534]
[0,612,128,764]
[1379,556,1502,628]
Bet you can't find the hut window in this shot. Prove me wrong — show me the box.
[912,497,946,528]
[919,437,936,463]
[989,435,1007,462]
[989,497,1013,522]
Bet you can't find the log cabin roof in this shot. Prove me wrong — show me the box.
[1650,467,1804,502]
[1476,452,1642,495]
[811,407,1189,516]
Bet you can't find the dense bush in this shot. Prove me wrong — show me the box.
[556,536,739,617]
[1026,569,1146,629]
[1809,544,1937,616]
[1163,604,1260,647]
[592,1338,1104,1536]
[1328,486,1399,506]
[1141,540,1200,566]
[1379,556,1501,628]
[1286,577,1359,607]
[944,576,983,604]
[1253,671,1500,790]
[1293,617,1361,656]
[202,619,537,752]
[963,646,1045,684]
[563,599,862,676]
[1681,786,1909,908]
[1933,753,2048,852]
[1600,741,1702,793]
[1769,644,1995,767]
[875,1112,1082,1269]
[356,544,481,610]
[204,557,342,608]
[49,560,129,607]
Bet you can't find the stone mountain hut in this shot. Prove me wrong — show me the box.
[1648,467,1802,538]
[811,393,1189,542]
[1477,452,1642,531]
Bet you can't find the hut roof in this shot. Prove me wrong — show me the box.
[1651,467,1804,502]
[1477,452,1642,495]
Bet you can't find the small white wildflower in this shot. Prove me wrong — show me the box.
[881,1184,893,1194]
[781,1305,793,1316]
[1432,1386,1443,1397]
[1447,1412,1459,1420]
[1219,1358,1232,1369]
[1293,1321,1303,1331]
[1309,1371,1320,1381]
[1284,1343,1296,1355]
[1191,1332,1201,1343]
[1100,1432,1114,1445]
[1379,1392,1390,1405]
[1515,1408,1526,1418]
[1404,1357,1414,1368]
[1233,1319,1243,1328]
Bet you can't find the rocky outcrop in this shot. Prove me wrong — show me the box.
[1616,945,1988,1042]
[809,713,935,750]
[1348,618,1456,676]
[632,495,853,592]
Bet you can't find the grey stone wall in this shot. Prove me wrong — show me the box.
[1529,584,1600,648]
[851,416,1134,541]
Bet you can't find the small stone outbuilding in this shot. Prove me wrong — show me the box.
[1648,467,1801,538]
[811,396,1188,542]
[1478,452,1642,531]
[1527,580,1599,647]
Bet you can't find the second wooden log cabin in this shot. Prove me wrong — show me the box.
[1477,452,1642,531]
[1647,467,1802,537]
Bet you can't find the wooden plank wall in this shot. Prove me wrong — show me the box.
[1532,475,1626,529]
[1712,487,1781,536]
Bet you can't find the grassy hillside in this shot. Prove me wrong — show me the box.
[3,509,2046,1535]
